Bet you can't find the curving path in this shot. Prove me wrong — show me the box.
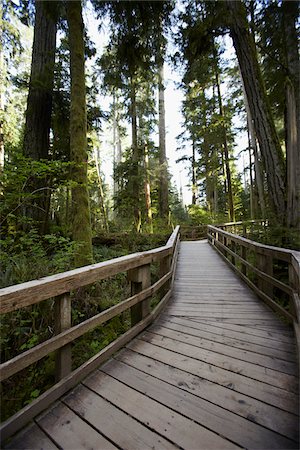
[6,241,299,449]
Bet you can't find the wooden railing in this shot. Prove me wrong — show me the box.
[0,225,180,442]
[207,224,300,356]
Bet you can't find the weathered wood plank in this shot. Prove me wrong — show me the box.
[127,339,298,413]
[64,384,177,450]
[116,348,299,440]
[101,358,297,449]
[4,423,59,450]
[150,322,297,375]
[37,402,117,449]
[83,370,240,449]
[141,330,297,392]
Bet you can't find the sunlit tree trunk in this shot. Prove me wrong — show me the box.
[226,0,286,223]
[23,0,57,232]
[158,63,169,219]
[282,0,300,229]
[67,0,93,266]
[0,2,4,174]
[130,79,141,231]
[143,145,153,233]
[191,141,197,205]
[95,149,109,233]
[213,48,235,222]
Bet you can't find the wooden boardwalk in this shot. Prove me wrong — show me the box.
[5,241,299,449]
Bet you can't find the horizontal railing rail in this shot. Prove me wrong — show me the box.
[0,225,180,442]
[207,224,300,364]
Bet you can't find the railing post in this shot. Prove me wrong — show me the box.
[241,244,247,275]
[160,253,172,295]
[128,264,151,326]
[257,253,273,298]
[55,294,72,381]
[231,241,236,266]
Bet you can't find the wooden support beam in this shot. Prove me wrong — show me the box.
[128,264,151,326]
[55,294,72,381]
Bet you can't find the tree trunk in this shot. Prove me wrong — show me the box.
[143,145,153,233]
[282,0,300,229]
[95,149,109,233]
[226,0,286,223]
[213,47,235,222]
[192,141,197,205]
[241,76,266,218]
[67,0,93,266]
[158,63,169,219]
[23,0,57,232]
[130,80,141,231]
[0,2,4,174]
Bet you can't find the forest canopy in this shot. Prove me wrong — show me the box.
[1,0,299,275]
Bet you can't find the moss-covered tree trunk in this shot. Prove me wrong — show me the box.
[226,0,286,223]
[23,0,57,232]
[66,0,93,266]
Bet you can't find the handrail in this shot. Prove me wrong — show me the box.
[207,223,300,380]
[0,225,180,442]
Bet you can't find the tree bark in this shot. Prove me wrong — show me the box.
[158,63,169,219]
[241,76,266,218]
[213,47,235,222]
[191,140,197,205]
[23,0,57,232]
[0,1,4,174]
[226,0,286,223]
[282,0,300,229]
[143,144,153,233]
[130,80,141,231]
[67,0,93,266]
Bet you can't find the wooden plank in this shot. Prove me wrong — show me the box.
[36,402,116,449]
[4,422,59,449]
[141,330,297,392]
[101,358,297,449]
[64,384,177,450]
[150,322,297,375]
[83,370,240,449]
[167,318,296,353]
[116,348,299,440]
[192,319,296,344]
[127,339,298,413]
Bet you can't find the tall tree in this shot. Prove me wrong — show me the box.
[158,63,169,219]
[23,0,58,232]
[66,0,93,266]
[282,0,300,229]
[225,0,286,223]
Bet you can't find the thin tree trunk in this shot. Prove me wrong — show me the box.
[95,149,109,233]
[67,0,93,266]
[23,0,57,232]
[226,0,286,222]
[192,140,197,205]
[282,0,300,229]
[213,48,235,221]
[143,145,153,233]
[0,2,4,174]
[130,80,141,231]
[158,63,169,219]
